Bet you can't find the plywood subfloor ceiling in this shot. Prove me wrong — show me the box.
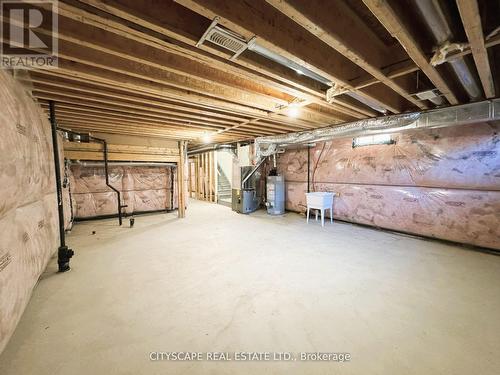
[10,0,500,145]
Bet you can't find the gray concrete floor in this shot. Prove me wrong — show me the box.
[1,199,500,375]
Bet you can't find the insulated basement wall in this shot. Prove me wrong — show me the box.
[0,71,59,353]
[69,165,176,219]
[278,122,500,250]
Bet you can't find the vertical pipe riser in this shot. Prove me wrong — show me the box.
[49,101,74,272]
[102,141,122,226]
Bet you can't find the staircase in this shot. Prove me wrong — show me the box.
[217,165,232,206]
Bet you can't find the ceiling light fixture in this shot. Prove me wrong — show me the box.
[288,106,300,118]
[202,133,212,144]
[353,134,394,148]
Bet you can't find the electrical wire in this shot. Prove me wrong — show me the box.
[311,142,326,192]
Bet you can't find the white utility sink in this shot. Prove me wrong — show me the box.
[305,192,334,227]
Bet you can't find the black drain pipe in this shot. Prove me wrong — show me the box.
[87,136,124,226]
[101,140,123,225]
[59,128,125,226]
[49,101,74,272]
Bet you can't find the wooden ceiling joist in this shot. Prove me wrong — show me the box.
[76,0,393,115]
[457,0,496,99]
[40,105,229,131]
[27,72,254,123]
[52,0,365,119]
[362,0,459,105]
[31,85,245,128]
[6,0,495,145]
[265,0,428,110]
[175,0,417,114]
[27,71,325,129]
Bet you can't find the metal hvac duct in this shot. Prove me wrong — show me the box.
[255,98,500,158]
[248,42,388,113]
[187,143,236,156]
[345,91,388,114]
[247,42,332,85]
[415,0,482,101]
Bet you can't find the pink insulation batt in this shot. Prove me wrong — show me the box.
[0,71,59,353]
[277,122,500,250]
[70,165,175,218]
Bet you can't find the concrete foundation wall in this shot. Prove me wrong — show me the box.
[0,71,59,353]
[277,122,500,249]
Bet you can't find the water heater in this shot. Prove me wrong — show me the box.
[266,175,285,215]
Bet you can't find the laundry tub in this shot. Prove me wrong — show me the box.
[305,192,334,227]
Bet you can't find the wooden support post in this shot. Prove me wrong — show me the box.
[213,151,216,202]
[195,155,200,200]
[206,152,209,201]
[204,152,209,201]
[212,151,217,202]
[188,160,193,198]
[198,154,202,200]
[208,151,213,202]
[213,151,218,203]
[187,159,191,198]
[177,140,186,218]
[201,152,205,200]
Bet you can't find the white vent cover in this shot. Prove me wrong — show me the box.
[197,17,251,60]
[415,89,440,100]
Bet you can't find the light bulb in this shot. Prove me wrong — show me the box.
[288,106,300,118]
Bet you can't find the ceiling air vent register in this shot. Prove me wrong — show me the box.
[197,17,253,60]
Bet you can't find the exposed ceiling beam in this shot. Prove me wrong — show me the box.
[39,102,304,134]
[348,34,500,92]
[265,0,427,110]
[11,10,355,130]
[27,71,253,122]
[351,60,421,90]
[54,41,284,112]
[175,0,415,113]
[25,77,252,124]
[40,103,230,131]
[31,11,295,104]
[362,0,459,105]
[61,0,366,118]
[38,59,274,118]
[456,0,495,98]
[29,69,326,131]
[56,121,238,141]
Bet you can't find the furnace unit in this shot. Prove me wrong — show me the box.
[232,165,261,214]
